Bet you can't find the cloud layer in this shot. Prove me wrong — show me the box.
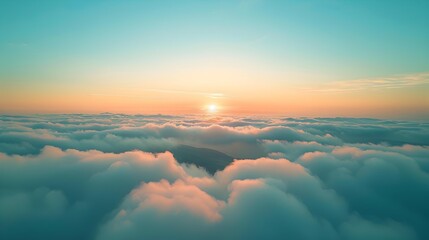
[0,114,428,240]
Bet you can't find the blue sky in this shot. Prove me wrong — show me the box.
[0,0,428,117]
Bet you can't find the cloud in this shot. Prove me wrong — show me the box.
[91,89,225,100]
[0,114,428,240]
[144,89,225,99]
[306,72,429,92]
[2,115,428,156]
[0,146,187,240]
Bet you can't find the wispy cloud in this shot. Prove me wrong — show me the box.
[6,42,29,48]
[305,72,429,92]
[91,89,225,99]
[144,89,225,98]
[242,35,270,48]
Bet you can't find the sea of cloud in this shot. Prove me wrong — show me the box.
[0,114,428,240]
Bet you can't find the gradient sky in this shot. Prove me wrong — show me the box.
[1,0,428,119]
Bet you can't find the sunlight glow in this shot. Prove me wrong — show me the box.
[207,104,217,113]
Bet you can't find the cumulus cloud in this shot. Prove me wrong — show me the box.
[0,114,428,240]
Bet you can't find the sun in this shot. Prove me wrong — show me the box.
[207,104,217,113]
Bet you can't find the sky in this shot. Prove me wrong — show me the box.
[0,0,428,119]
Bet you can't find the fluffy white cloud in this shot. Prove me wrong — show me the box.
[0,114,428,240]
